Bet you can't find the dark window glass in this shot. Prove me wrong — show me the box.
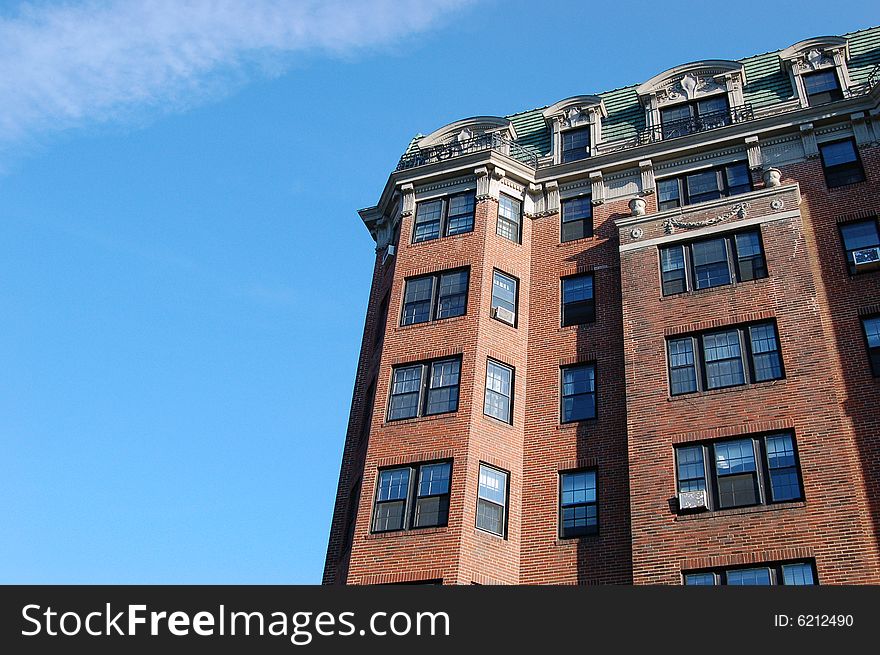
[497,194,522,243]
[359,380,376,444]
[765,433,800,502]
[692,238,731,289]
[561,196,593,242]
[734,231,767,281]
[413,192,476,242]
[661,230,766,295]
[782,563,815,586]
[559,470,598,537]
[802,69,843,105]
[484,360,513,424]
[820,139,865,188]
[668,337,698,395]
[401,269,469,326]
[667,322,783,395]
[714,439,758,508]
[425,359,461,415]
[660,96,730,138]
[726,568,771,585]
[561,364,596,422]
[491,271,518,324]
[412,462,451,528]
[684,573,716,586]
[388,358,461,421]
[660,245,687,295]
[863,316,880,376]
[561,127,590,163]
[373,467,410,532]
[374,292,390,347]
[477,464,508,536]
[658,178,681,210]
[372,461,452,533]
[561,273,595,326]
[676,445,707,493]
[702,329,745,389]
[685,561,816,586]
[840,219,880,274]
[657,162,751,208]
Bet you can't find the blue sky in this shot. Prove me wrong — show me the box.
[1,1,877,583]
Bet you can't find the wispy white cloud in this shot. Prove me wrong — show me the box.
[0,0,473,149]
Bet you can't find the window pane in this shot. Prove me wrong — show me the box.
[684,573,716,586]
[725,163,751,194]
[373,500,405,531]
[658,178,681,208]
[436,270,468,319]
[676,446,706,493]
[446,193,475,235]
[560,470,598,537]
[414,200,442,242]
[562,127,590,162]
[418,462,451,497]
[726,568,771,585]
[686,170,722,202]
[660,245,687,295]
[703,330,745,388]
[388,365,422,420]
[561,470,597,505]
[820,140,858,167]
[782,563,815,586]
[715,440,757,508]
[484,361,513,423]
[749,323,783,381]
[562,274,595,326]
[668,337,698,395]
[492,271,517,314]
[561,365,596,421]
[478,465,508,505]
[714,439,756,475]
[426,359,460,415]
[864,316,880,349]
[692,238,731,289]
[735,231,767,281]
[413,494,449,528]
[841,220,880,251]
[765,434,800,501]
[377,468,410,501]
[561,196,592,241]
[402,277,434,325]
[697,96,729,116]
[476,499,504,535]
[498,195,522,242]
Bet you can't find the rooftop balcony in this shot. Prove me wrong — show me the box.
[395,132,538,172]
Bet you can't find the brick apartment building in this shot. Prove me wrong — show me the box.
[323,26,880,585]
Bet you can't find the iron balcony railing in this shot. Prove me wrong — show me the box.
[396,132,538,171]
[638,104,754,145]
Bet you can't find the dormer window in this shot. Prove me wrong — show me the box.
[636,61,748,142]
[542,96,607,165]
[779,36,852,108]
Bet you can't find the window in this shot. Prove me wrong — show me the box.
[675,432,803,510]
[561,127,590,163]
[839,219,879,274]
[667,322,783,395]
[559,470,598,538]
[374,292,389,347]
[359,380,376,444]
[684,561,816,586]
[476,464,508,536]
[412,192,475,243]
[819,139,865,188]
[660,230,768,295]
[388,357,461,421]
[862,316,880,376]
[372,461,452,532]
[657,162,751,210]
[491,270,518,326]
[802,69,843,105]
[497,194,522,243]
[561,273,595,326]
[401,269,469,326]
[560,363,596,422]
[484,360,513,424]
[660,96,731,139]
[561,196,593,242]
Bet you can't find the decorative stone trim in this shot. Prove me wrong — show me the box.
[799,122,818,158]
[400,183,415,216]
[779,36,852,109]
[850,112,872,145]
[542,95,608,163]
[639,159,655,195]
[745,135,762,170]
[417,116,516,149]
[662,202,750,234]
[589,171,604,205]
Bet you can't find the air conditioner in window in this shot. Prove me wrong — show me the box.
[493,306,516,325]
[382,245,396,264]
[678,490,708,511]
[853,246,880,270]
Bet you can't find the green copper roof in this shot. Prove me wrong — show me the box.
[402,25,880,163]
